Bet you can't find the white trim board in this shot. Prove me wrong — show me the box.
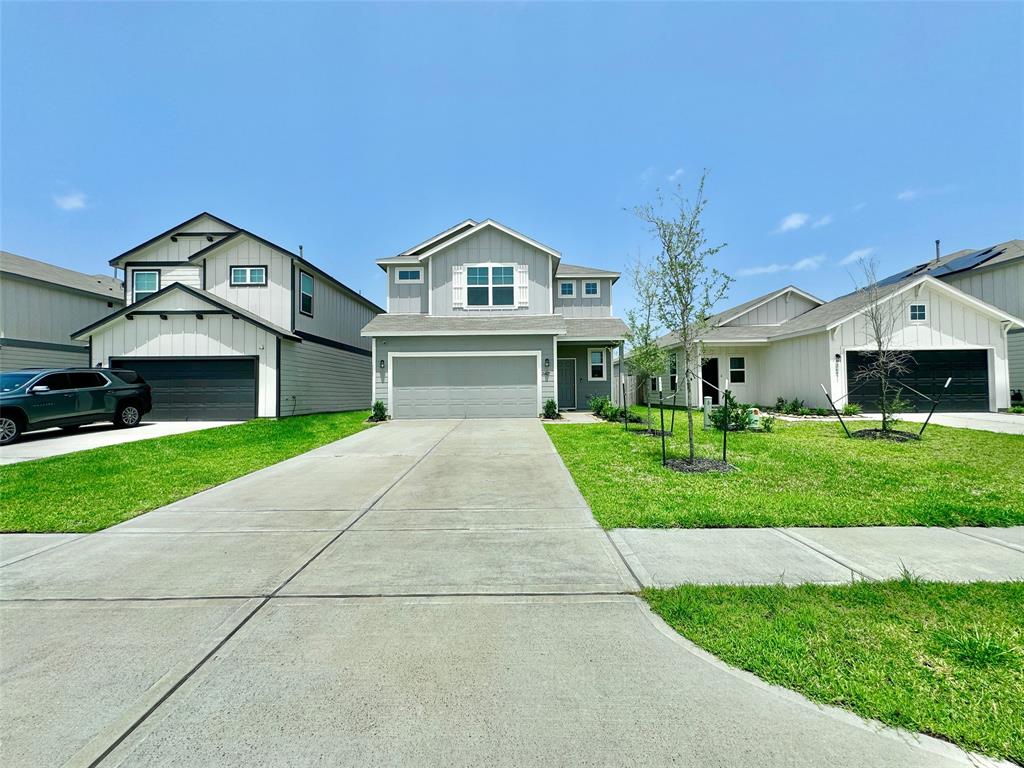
[387,350,543,417]
[415,219,561,261]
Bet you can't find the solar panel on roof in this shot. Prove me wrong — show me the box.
[927,247,1004,277]
[876,264,926,287]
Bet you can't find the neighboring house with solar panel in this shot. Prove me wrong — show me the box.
[0,251,123,370]
[649,248,1024,412]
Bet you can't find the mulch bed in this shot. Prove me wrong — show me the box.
[664,458,737,473]
[851,428,920,442]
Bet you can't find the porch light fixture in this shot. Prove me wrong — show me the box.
[379,359,385,369]
[544,357,550,369]
[834,353,841,376]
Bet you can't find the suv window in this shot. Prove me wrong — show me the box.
[109,369,145,384]
[68,372,108,388]
[34,373,73,391]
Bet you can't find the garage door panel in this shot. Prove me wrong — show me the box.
[846,350,989,412]
[392,356,537,419]
[112,358,256,421]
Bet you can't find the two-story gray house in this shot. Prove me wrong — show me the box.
[361,219,628,418]
[72,212,383,420]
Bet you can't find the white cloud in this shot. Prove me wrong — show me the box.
[840,247,875,265]
[737,254,825,277]
[896,189,919,202]
[53,191,87,211]
[667,167,684,183]
[812,214,833,228]
[775,212,810,233]
[896,184,954,202]
[639,166,655,185]
[849,202,866,213]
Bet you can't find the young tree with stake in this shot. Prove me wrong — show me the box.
[624,259,668,430]
[634,171,731,463]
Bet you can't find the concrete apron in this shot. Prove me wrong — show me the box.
[0,419,1005,768]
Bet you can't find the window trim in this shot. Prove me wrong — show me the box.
[299,270,315,317]
[229,265,268,287]
[394,267,423,284]
[132,269,161,303]
[908,303,927,323]
[728,356,746,385]
[558,280,576,299]
[587,347,607,382]
[583,280,601,298]
[465,263,516,309]
[669,353,678,391]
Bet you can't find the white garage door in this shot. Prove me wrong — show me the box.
[391,355,539,419]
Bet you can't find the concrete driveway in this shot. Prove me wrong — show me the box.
[894,410,1024,434]
[0,419,994,767]
[0,420,237,465]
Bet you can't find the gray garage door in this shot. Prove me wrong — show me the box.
[846,350,989,412]
[111,358,256,421]
[392,355,538,418]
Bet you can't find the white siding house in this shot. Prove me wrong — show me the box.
[73,213,382,420]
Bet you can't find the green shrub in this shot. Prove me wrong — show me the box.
[603,405,622,421]
[1007,405,1024,415]
[786,398,805,415]
[759,414,776,433]
[587,395,611,416]
[369,400,388,422]
[842,403,863,416]
[775,396,787,413]
[797,406,812,416]
[709,391,754,431]
[542,399,560,419]
[813,407,830,417]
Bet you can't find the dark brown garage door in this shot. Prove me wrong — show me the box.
[111,358,256,421]
[846,350,989,412]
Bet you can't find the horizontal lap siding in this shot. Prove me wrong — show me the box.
[90,314,278,417]
[1009,330,1024,394]
[294,268,378,351]
[279,339,370,417]
[0,276,119,345]
[0,344,88,370]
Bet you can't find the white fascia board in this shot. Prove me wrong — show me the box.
[415,219,562,262]
[399,219,477,256]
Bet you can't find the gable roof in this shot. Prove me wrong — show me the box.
[710,285,823,326]
[109,212,240,266]
[1,250,123,300]
[71,282,300,341]
[378,219,562,270]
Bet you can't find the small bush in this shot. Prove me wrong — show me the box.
[1008,405,1024,415]
[587,395,611,416]
[369,400,388,422]
[797,406,812,416]
[603,405,623,421]
[841,403,862,416]
[775,396,787,413]
[813,407,830,417]
[709,391,754,431]
[786,398,805,415]
[542,399,560,419]
[759,414,776,433]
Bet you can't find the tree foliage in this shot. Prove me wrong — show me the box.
[624,258,668,427]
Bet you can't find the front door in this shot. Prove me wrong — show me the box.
[701,358,719,405]
[557,358,577,409]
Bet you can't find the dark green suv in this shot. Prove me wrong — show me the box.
[0,368,153,445]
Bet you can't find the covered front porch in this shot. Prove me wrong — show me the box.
[555,339,620,411]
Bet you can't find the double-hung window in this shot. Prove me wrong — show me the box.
[588,348,606,381]
[729,356,746,384]
[230,266,267,286]
[132,270,159,302]
[299,271,315,317]
[467,265,514,307]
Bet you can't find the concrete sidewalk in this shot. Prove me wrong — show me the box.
[0,419,1010,768]
[610,526,1024,586]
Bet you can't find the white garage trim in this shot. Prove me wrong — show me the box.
[387,350,543,416]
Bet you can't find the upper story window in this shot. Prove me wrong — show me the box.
[909,303,927,322]
[133,270,160,302]
[467,265,514,307]
[299,271,315,317]
[559,280,576,298]
[583,281,600,298]
[395,268,423,284]
[230,266,267,286]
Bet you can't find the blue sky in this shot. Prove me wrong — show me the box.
[2,1,1021,316]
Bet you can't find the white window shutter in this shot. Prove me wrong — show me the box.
[516,264,529,308]
[452,265,465,309]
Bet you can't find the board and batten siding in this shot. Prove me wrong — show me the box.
[1009,331,1024,395]
[88,290,279,418]
[293,265,378,351]
[725,293,818,326]
[758,333,832,408]
[279,338,371,416]
[828,283,1012,409]
[123,215,236,264]
[554,278,613,319]
[126,264,202,301]
[557,343,614,408]
[372,334,556,411]
[202,238,293,331]
[0,273,119,348]
[941,260,1024,321]
[387,267,428,314]
[429,228,553,316]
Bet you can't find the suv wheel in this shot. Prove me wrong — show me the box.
[115,402,142,428]
[0,414,22,446]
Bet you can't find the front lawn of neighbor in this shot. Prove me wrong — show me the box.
[645,581,1024,764]
[0,411,374,533]
[545,417,1024,528]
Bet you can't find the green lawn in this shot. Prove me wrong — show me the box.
[0,411,374,533]
[645,581,1024,764]
[544,417,1024,528]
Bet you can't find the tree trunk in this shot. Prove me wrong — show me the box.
[682,346,695,462]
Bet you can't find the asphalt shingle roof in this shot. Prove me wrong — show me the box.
[1,251,123,300]
[362,313,567,336]
[563,317,628,340]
